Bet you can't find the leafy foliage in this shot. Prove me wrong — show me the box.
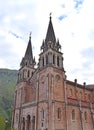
[0,116,5,130]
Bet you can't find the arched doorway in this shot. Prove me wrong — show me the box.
[32,116,35,130]
[27,115,31,130]
[22,117,25,130]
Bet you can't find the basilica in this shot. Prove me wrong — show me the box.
[12,16,94,130]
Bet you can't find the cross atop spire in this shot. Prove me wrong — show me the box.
[49,12,52,20]
[29,32,32,40]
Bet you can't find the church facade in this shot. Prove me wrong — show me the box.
[12,16,94,130]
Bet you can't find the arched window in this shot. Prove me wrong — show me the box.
[57,108,61,119]
[84,112,87,120]
[80,91,82,99]
[25,61,27,66]
[32,72,33,76]
[53,55,55,64]
[57,56,59,66]
[72,110,75,120]
[27,115,31,130]
[22,117,25,130]
[42,57,44,66]
[69,89,72,97]
[88,94,91,100]
[16,113,18,123]
[41,109,44,120]
[41,122,44,127]
[32,116,35,130]
[23,70,27,79]
[28,70,30,77]
[46,55,48,65]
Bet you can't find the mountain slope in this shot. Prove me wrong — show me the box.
[0,69,18,119]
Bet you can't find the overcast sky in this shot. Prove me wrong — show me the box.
[0,0,94,84]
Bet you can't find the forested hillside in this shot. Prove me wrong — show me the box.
[0,69,18,130]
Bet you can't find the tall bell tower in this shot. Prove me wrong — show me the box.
[39,15,64,71]
[37,15,66,130]
[12,33,36,130]
[18,33,36,82]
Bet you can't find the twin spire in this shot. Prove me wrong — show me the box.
[20,14,61,68]
[45,14,56,44]
[41,14,61,52]
[25,32,33,58]
[20,33,36,68]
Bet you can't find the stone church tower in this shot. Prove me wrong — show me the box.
[12,16,94,130]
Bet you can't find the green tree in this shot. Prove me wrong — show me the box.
[0,116,5,130]
[11,128,18,130]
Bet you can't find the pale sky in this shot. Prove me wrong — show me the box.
[0,0,94,84]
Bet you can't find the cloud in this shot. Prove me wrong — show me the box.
[81,47,94,58]
[61,4,66,8]
[74,0,84,10]
[88,29,94,41]
[58,14,67,20]
[58,0,84,22]
[9,31,23,39]
[0,0,94,84]
[81,47,94,69]
[68,46,94,84]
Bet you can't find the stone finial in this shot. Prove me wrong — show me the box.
[74,79,77,83]
[83,82,86,87]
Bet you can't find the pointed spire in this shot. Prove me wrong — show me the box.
[40,15,62,52]
[20,32,36,67]
[45,13,56,44]
[25,32,33,58]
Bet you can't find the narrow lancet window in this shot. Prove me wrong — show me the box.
[42,57,44,67]
[46,55,48,65]
[57,108,61,119]
[28,70,30,77]
[57,56,59,66]
[84,112,87,120]
[41,109,44,120]
[72,110,75,120]
[53,55,55,64]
